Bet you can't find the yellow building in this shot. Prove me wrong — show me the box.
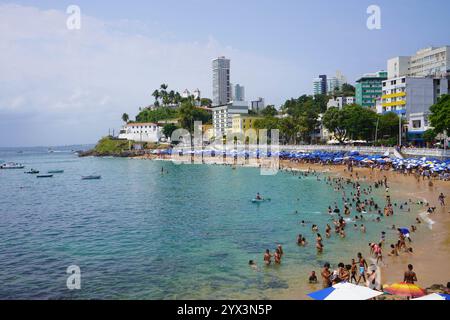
[231,114,262,135]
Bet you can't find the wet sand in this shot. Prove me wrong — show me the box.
[135,154,450,296]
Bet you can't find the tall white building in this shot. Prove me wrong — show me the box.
[387,46,450,78]
[212,56,231,106]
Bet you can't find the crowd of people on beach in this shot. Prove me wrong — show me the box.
[254,167,447,292]
[284,156,450,182]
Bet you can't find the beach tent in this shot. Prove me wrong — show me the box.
[413,293,450,300]
[307,282,383,300]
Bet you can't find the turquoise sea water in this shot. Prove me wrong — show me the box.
[0,148,420,299]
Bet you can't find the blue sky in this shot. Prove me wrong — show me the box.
[1,0,449,146]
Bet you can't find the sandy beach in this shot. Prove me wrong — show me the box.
[133,153,450,296]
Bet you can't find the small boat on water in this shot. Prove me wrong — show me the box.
[1,162,25,169]
[37,174,53,178]
[25,169,40,174]
[48,170,64,174]
[82,175,101,180]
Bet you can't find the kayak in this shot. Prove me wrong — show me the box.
[37,174,53,178]
[251,198,271,203]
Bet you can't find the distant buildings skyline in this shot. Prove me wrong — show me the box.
[313,71,347,95]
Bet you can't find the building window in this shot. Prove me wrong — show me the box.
[412,120,421,129]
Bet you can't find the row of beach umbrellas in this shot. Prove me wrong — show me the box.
[308,282,450,300]
[155,149,450,172]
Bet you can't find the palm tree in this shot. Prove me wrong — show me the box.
[122,113,129,123]
[152,90,160,105]
[168,90,175,105]
[174,92,182,105]
[178,101,195,133]
[159,84,168,106]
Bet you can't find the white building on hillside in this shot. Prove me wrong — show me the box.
[327,96,355,109]
[119,123,162,143]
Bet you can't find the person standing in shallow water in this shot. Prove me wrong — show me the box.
[321,263,332,288]
[438,193,446,206]
[404,264,418,284]
[356,252,368,285]
[264,249,272,266]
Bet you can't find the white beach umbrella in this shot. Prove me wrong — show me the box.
[413,293,450,300]
[308,282,383,300]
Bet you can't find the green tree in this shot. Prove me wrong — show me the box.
[177,101,212,132]
[135,107,177,123]
[121,113,129,123]
[423,129,437,145]
[429,94,450,134]
[340,83,356,96]
[152,90,160,104]
[377,112,401,141]
[254,116,280,132]
[261,105,278,117]
[200,98,212,107]
[322,107,348,143]
[313,94,329,113]
[341,104,377,141]
[162,123,179,139]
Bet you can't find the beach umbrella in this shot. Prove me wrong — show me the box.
[384,283,426,298]
[308,282,383,300]
[413,293,450,300]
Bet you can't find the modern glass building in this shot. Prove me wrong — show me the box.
[355,71,387,108]
[313,75,327,95]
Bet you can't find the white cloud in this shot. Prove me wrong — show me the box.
[0,3,294,146]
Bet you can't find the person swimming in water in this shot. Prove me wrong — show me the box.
[256,193,262,200]
[309,271,318,284]
[264,249,272,265]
